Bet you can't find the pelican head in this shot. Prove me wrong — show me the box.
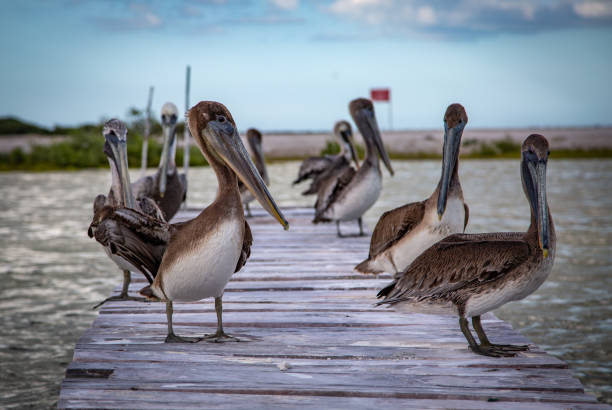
[437,103,468,219]
[349,98,393,176]
[187,101,288,230]
[103,119,134,208]
[521,134,551,258]
[159,102,179,198]
[334,120,359,169]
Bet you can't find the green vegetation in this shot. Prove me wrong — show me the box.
[0,112,206,171]
[320,140,365,158]
[1,117,611,171]
[0,116,55,135]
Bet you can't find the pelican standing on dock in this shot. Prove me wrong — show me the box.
[356,104,469,274]
[313,98,394,237]
[94,101,289,343]
[239,128,268,217]
[377,134,555,357]
[89,119,165,308]
[294,120,360,196]
[132,102,186,221]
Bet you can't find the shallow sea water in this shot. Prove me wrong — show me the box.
[0,159,610,408]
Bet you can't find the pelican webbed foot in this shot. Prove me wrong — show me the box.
[93,270,147,309]
[201,331,240,343]
[460,316,525,358]
[472,315,530,353]
[201,296,240,343]
[92,295,149,310]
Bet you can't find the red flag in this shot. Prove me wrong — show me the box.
[370,88,390,102]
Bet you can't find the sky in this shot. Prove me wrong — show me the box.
[1,0,611,131]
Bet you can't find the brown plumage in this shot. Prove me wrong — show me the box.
[132,102,187,221]
[132,169,186,220]
[355,104,469,274]
[377,134,555,357]
[293,120,359,195]
[312,98,394,237]
[95,101,286,343]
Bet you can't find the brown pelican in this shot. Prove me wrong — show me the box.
[293,120,360,195]
[377,134,555,357]
[238,128,268,217]
[132,102,187,221]
[89,119,165,308]
[355,104,469,274]
[313,98,394,237]
[92,101,288,343]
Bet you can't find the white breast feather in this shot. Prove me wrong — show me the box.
[162,220,243,302]
[374,197,465,274]
[328,167,382,221]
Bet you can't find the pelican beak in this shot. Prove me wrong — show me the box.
[205,121,289,230]
[104,132,134,208]
[360,109,394,176]
[522,153,550,258]
[159,121,176,198]
[344,130,360,169]
[437,122,464,218]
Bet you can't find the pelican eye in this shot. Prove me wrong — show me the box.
[217,115,227,123]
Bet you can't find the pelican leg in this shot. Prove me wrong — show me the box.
[459,317,515,357]
[165,301,201,343]
[245,202,252,218]
[202,296,239,342]
[336,221,345,237]
[92,271,148,309]
[472,316,529,352]
[358,217,365,236]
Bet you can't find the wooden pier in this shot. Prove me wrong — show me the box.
[60,208,606,409]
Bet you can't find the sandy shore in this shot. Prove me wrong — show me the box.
[260,127,612,158]
[1,127,610,157]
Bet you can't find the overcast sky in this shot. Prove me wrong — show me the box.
[1,0,611,131]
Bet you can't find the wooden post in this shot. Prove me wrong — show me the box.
[182,66,191,208]
[140,86,154,176]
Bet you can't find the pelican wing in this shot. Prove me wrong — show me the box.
[314,165,356,218]
[91,207,172,283]
[463,203,470,231]
[235,220,253,273]
[368,201,426,258]
[303,156,350,195]
[293,156,333,185]
[377,232,530,305]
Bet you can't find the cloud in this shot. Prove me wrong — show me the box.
[574,1,612,17]
[270,0,299,10]
[91,2,164,31]
[326,0,612,39]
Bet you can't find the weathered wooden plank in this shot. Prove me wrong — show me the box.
[58,390,607,410]
[59,208,605,409]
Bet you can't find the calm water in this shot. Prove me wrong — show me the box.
[0,160,611,408]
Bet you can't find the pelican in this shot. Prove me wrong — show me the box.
[293,120,360,195]
[313,98,394,237]
[92,101,288,343]
[238,128,268,217]
[355,104,469,274]
[132,102,187,221]
[377,134,555,357]
[89,119,165,308]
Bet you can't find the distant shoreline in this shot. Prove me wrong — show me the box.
[1,126,611,171]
